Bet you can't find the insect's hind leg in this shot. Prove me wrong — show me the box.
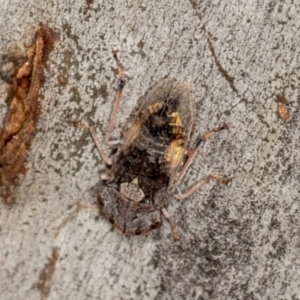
[173,122,229,188]
[175,173,230,200]
[105,50,126,146]
[162,207,180,241]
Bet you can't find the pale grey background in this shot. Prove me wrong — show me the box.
[0,1,300,299]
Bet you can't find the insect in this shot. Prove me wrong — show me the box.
[76,51,230,241]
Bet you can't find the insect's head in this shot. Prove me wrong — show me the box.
[98,186,162,236]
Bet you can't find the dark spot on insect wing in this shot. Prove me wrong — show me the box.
[168,98,179,111]
[135,228,141,235]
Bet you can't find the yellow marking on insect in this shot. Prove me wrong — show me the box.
[168,112,183,127]
[168,112,185,140]
[143,102,164,117]
[148,102,163,114]
[149,147,165,156]
[158,136,170,141]
[165,139,185,174]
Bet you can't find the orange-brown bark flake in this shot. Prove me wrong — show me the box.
[0,24,55,204]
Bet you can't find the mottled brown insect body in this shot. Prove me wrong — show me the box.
[77,51,230,241]
[99,78,194,235]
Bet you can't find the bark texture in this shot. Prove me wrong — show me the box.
[1,1,300,299]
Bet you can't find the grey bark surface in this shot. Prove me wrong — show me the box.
[1,1,300,299]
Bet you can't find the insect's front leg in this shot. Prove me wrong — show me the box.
[162,207,180,241]
[73,51,125,164]
[73,121,112,165]
[105,50,126,147]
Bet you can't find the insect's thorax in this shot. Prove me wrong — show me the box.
[108,100,186,205]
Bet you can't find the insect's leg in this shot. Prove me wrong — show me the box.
[106,139,121,149]
[105,50,126,146]
[173,122,229,187]
[74,121,112,165]
[175,173,230,200]
[162,207,180,241]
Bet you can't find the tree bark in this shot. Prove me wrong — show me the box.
[1,1,300,299]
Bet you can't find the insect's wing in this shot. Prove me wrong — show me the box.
[116,77,194,190]
[161,79,195,185]
[130,77,194,127]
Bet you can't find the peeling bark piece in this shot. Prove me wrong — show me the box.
[277,102,290,122]
[0,24,55,204]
